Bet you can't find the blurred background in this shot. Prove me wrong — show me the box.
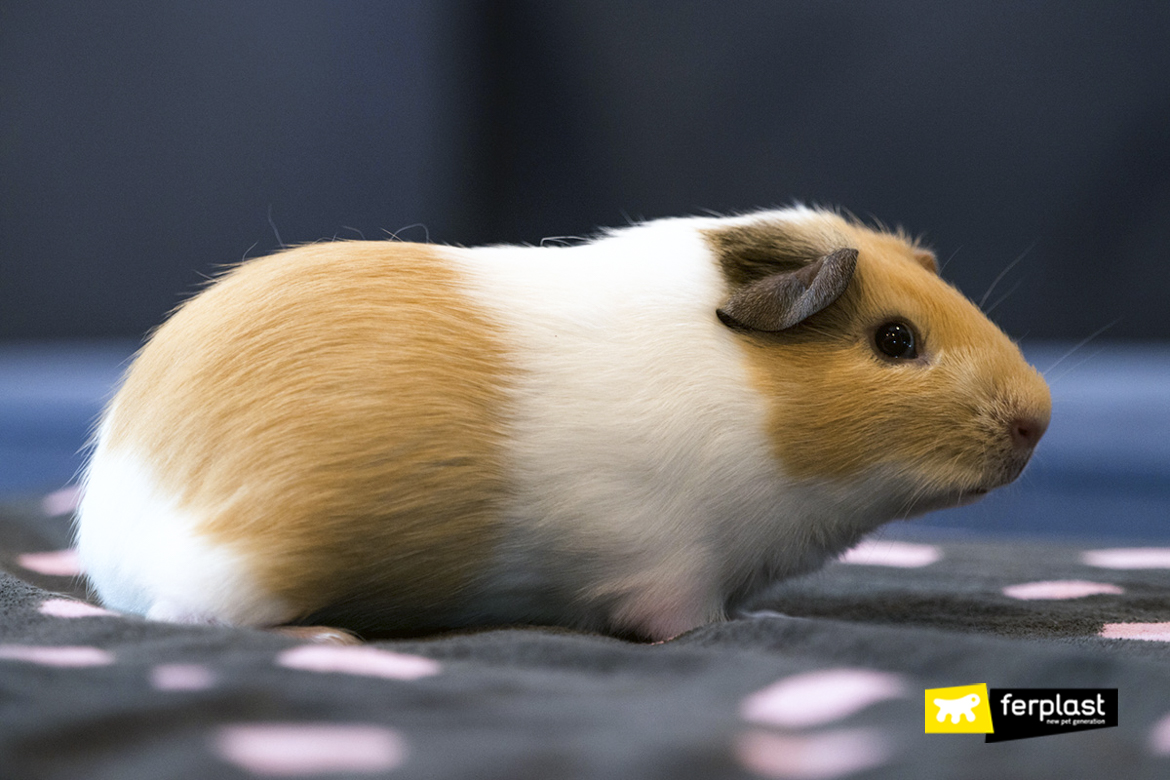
[2,1,1168,538]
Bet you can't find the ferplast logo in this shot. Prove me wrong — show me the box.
[984,689,1118,743]
[924,684,994,734]
[925,685,1118,742]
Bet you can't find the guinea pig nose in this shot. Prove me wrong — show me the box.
[1009,415,1048,451]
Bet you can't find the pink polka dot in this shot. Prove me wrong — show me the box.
[0,645,113,667]
[41,485,82,516]
[151,664,217,691]
[837,540,941,568]
[214,723,405,776]
[1100,622,1170,641]
[1002,580,1124,601]
[17,549,82,576]
[277,644,440,680]
[741,669,908,728]
[1082,548,1170,569]
[39,598,115,618]
[735,728,893,779]
[1149,713,1170,755]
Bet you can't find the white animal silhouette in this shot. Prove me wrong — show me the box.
[934,693,981,723]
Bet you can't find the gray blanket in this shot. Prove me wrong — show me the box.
[3,495,1170,779]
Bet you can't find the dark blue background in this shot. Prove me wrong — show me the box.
[4,1,1170,340]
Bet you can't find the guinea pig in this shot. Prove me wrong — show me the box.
[75,206,1051,641]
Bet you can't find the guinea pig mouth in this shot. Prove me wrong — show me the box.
[955,487,990,504]
[989,453,1033,490]
[892,452,1032,518]
[944,458,1030,507]
[896,487,988,518]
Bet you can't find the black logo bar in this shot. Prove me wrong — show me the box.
[985,688,1118,743]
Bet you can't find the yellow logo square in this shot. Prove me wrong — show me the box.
[925,684,994,734]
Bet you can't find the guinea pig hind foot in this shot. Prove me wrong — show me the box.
[269,625,363,645]
[143,599,357,643]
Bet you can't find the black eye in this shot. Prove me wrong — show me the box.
[874,322,918,359]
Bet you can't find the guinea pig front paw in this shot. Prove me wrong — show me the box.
[608,582,725,642]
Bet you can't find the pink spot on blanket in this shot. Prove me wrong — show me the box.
[837,540,940,568]
[151,664,217,691]
[39,598,114,618]
[1149,713,1170,755]
[0,645,113,667]
[1100,623,1170,642]
[277,644,440,680]
[41,485,82,516]
[741,669,908,728]
[1002,580,1124,601]
[214,723,405,776]
[17,549,82,576]
[1083,548,1170,569]
[735,728,893,779]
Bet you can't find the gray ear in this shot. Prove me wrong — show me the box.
[716,248,858,332]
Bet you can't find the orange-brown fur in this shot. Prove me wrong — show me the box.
[106,242,511,627]
[711,214,1050,498]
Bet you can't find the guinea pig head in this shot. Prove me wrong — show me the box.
[707,210,1052,519]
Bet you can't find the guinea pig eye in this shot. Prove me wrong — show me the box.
[873,321,918,360]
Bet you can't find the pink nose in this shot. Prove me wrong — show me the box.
[1009,415,1048,451]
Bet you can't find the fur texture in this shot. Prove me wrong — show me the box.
[76,207,1051,640]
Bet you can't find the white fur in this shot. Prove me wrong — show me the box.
[440,211,882,636]
[77,418,292,626]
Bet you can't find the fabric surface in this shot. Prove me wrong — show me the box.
[4,492,1170,779]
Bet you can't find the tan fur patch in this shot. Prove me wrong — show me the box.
[106,242,510,629]
[709,214,1051,500]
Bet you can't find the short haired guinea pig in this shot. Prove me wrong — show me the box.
[76,206,1051,640]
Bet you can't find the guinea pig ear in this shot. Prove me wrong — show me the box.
[716,248,858,332]
[913,248,938,274]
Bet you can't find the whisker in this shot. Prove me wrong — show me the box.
[385,223,431,243]
[898,481,933,519]
[939,247,962,274]
[240,241,258,264]
[540,235,587,247]
[983,278,1025,316]
[267,204,285,248]
[1042,318,1121,377]
[1046,345,1108,386]
[978,241,1036,309]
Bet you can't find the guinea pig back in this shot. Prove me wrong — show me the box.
[76,207,1050,640]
